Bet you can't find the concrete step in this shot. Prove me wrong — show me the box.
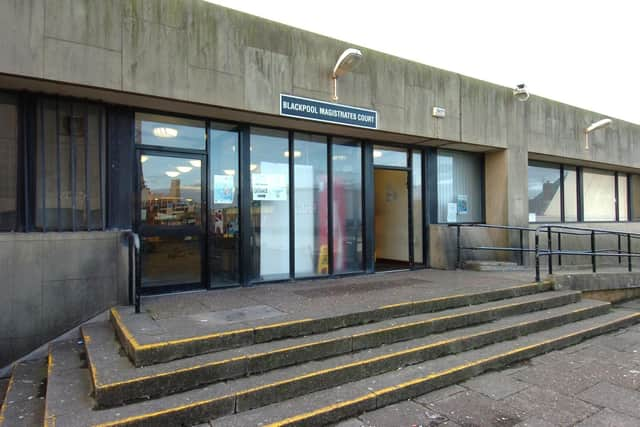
[84,290,585,408]
[0,359,47,427]
[44,299,620,426]
[463,261,528,272]
[112,281,553,366]
[212,309,640,427]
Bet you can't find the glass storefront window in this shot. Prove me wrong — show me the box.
[583,168,616,221]
[373,145,407,167]
[210,123,240,287]
[332,139,363,273]
[632,175,640,221]
[563,166,578,222]
[528,162,562,222]
[250,127,290,281]
[437,149,483,223]
[294,133,328,278]
[618,174,628,221]
[0,92,18,231]
[412,150,423,265]
[136,113,205,150]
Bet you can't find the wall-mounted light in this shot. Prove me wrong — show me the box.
[165,171,180,178]
[153,127,178,138]
[176,166,192,173]
[189,160,202,168]
[331,48,363,101]
[584,118,612,150]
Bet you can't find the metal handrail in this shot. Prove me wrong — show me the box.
[125,231,141,314]
[450,223,640,282]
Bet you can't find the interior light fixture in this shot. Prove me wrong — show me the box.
[165,171,180,178]
[189,159,202,168]
[153,127,178,138]
[140,155,149,163]
[373,150,383,158]
[584,118,612,150]
[331,48,363,101]
[250,164,258,171]
[284,150,302,158]
[223,169,236,176]
[332,155,347,161]
[176,166,193,173]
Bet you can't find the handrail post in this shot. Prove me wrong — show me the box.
[628,234,632,272]
[535,233,540,282]
[557,233,562,266]
[547,227,553,275]
[456,225,461,269]
[618,234,622,264]
[591,230,596,273]
[519,229,524,265]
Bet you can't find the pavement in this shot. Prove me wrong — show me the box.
[333,298,640,427]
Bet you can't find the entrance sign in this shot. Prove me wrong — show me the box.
[280,94,378,129]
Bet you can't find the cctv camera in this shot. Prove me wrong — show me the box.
[513,83,530,101]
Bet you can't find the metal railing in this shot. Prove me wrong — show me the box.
[450,223,640,282]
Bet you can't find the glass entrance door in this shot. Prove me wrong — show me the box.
[138,152,205,291]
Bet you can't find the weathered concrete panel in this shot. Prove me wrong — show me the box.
[123,0,187,28]
[44,38,122,89]
[461,76,510,148]
[44,0,122,51]
[0,0,44,77]
[123,17,189,99]
[187,66,244,109]
[244,47,292,113]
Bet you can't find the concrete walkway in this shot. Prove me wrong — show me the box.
[335,299,640,427]
[120,269,538,344]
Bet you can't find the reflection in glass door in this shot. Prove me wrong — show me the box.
[138,153,205,289]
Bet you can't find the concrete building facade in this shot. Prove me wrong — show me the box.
[1,0,639,368]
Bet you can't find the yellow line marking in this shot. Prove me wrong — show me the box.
[0,371,14,424]
[92,291,583,392]
[92,311,639,427]
[265,312,640,427]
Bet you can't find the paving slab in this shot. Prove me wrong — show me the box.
[358,400,461,426]
[511,360,602,395]
[577,381,640,419]
[503,385,599,426]
[575,408,640,427]
[461,371,530,400]
[424,389,525,426]
[413,384,466,405]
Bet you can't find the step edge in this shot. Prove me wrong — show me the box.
[112,281,554,365]
[88,302,611,419]
[90,289,579,398]
[262,311,640,427]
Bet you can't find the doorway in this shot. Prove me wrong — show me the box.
[374,168,411,271]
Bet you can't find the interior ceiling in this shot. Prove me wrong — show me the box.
[0,73,500,153]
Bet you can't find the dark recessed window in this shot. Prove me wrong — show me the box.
[0,92,18,231]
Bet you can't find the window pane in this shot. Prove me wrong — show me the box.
[210,123,240,287]
[333,138,363,273]
[563,166,578,222]
[412,150,423,265]
[135,113,205,150]
[437,150,483,223]
[527,162,561,222]
[373,145,407,167]
[36,98,106,231]
[632,175,640,221]
[250,127,290,281]
[0,92,18,231]
[583,168,616,221]
[294,133,328,277]
[618,174,628,221]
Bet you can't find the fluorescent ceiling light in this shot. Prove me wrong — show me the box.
[284,150,302,158]
[224,169,236,176]
[189,159,202,168]
[373,150,383,158]
[153,127,178,138]
[176,166,193,173]
[165,171,180,178]
[250,164,258,171]
[140,155,149,163]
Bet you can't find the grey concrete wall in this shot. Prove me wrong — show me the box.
[0,231,129,368]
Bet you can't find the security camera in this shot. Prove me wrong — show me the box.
[513,83,530,101]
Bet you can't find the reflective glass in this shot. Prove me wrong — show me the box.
[210,123,240,287]
[528,162,562,222]
[437,150,483,223]
[0,92,17,231]
[250,127,290,281]
[563,166,578,222]
[583,168,616,221]
[135,113,205,150]
[619,174,628,221]
[332,139,363,273]
[373,145,407,167]
[412,151,424,264]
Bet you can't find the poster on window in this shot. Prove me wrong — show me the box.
[457,194,468,214]
[213,174,235,204]
[252,173,288,201]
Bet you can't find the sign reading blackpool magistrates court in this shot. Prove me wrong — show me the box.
[280,94,378,129]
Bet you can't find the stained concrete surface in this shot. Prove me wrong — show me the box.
[327,298,640,427]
